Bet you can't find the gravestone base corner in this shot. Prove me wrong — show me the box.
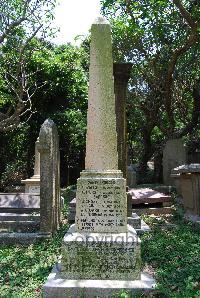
[43,264,155,298]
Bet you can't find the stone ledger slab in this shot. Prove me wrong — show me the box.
[0,193,40,209]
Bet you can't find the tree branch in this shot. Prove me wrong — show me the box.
[177,80,200,137]
[172,0,197,29]
[0,0,32,44]
[163,0,199,133]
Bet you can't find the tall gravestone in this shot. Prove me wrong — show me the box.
[38,119,61,235]
[163,138,187,186]
[44,18,155,297]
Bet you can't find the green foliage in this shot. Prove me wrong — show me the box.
[0,40,88,187]
[101,0,200,175]
[141,217,200,297]
[0,0,58,133]
[0,204,199,297]
[0,124,30,190]
[0,223,68,298]
[31,43,88,111]
[51,109,87,167]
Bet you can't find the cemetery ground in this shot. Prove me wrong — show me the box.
[0,189,199,298]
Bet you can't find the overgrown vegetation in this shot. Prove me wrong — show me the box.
[1,1,200,185]
[141,215,200,298]
[0,200,199,298]
[0,42,88,189]
[0,224,68,298]
[101,0,200,178]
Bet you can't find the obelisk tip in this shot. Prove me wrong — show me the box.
[93,16,109,25]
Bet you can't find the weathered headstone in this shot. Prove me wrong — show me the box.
[44,17,155,297]
[163,138,187,186]
[21,137,40,193]
[38,119,61,235]
[127,164,137,188]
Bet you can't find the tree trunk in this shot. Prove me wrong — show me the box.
[139,127,153,174]
[154,150,163,183]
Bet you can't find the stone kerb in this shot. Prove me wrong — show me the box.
[38,119,61,235]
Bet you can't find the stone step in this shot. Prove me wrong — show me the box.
[0,193,40,211]
[0,208,39,213]
[132,207,173,216]
[0,213,40,221]
[0,220,40,233]
[129,188,171,205]
[0,232,51,245]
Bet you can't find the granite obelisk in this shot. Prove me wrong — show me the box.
[85,17,118,171]
[43,17,155,297]
[75,17,127,233]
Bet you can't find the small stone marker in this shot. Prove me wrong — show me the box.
[127,164,137,188]
[33,137,40,178]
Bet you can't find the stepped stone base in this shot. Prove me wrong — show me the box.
[61,224,141,280]
[21,176,40,193]
[43,262,155,298]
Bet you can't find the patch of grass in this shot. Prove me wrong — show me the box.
[0,199,200,298]
[141,215,200,298]
[0,224,68,298]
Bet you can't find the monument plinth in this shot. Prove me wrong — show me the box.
[21,137,40,193]
[43,17,155,297]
